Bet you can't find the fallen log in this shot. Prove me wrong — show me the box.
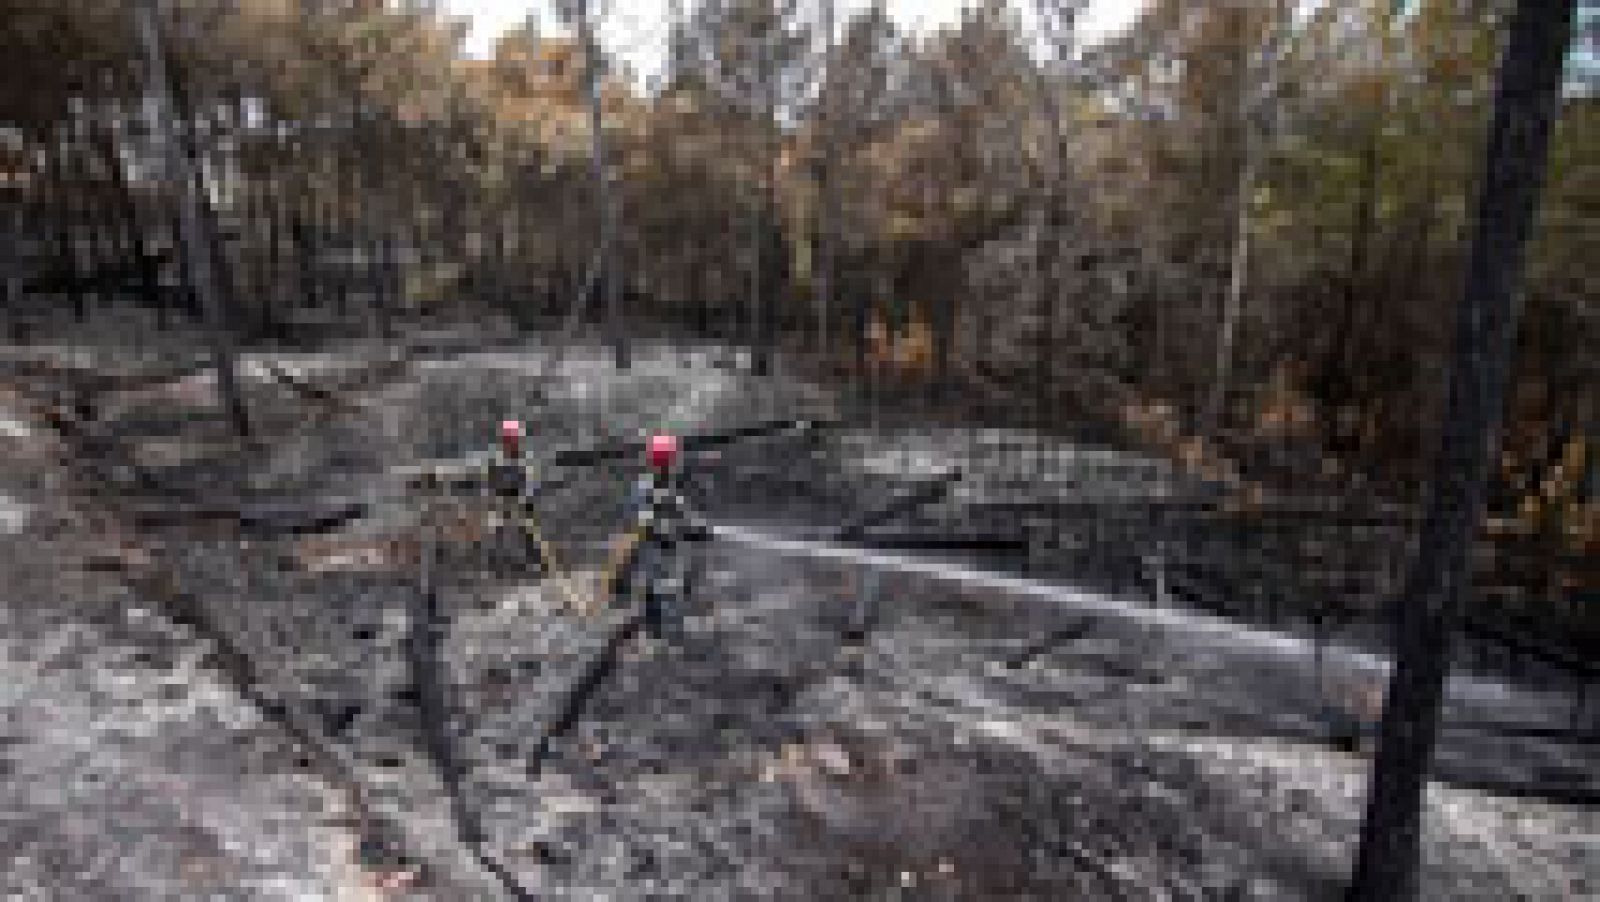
[834,468,963,542]
[124,497,369,537]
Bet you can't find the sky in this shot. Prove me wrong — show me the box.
[437,0,1149,87]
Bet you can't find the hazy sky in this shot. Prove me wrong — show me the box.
[438,0,1148,85]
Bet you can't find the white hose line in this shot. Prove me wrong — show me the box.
[708,523,1558,715]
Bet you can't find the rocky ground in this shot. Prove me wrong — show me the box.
[0,334,1594,900]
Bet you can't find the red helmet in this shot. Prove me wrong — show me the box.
[500,419,525,458]
[647,433,680,471]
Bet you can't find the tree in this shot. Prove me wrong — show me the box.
[681,0,814,374]
[907,2,1044,400]
[133,0,250,437]
[1346,0,1578,898]
[810,0,837,354]
[1205,0,1293,436]
[1024,0,1088,420]
[565,0,629,369]
[807,0,905,382]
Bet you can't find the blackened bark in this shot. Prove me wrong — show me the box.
[852,257,871,391]
[1345,1,1577,899]
[47,123,88,322]
[379,230,399,341]
[92,106,164,314]
[928,258,954,403]
[291,213,317,311]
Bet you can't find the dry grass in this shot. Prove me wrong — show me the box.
[865,315,934,384]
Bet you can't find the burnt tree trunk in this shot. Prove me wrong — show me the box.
[1345,1,1577,899]
[47,123,88,323]
[1323,126,1382,460]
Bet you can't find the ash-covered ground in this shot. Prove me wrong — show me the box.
[1,334,1594,900]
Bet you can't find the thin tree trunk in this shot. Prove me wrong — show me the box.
[1324,126,1382,456]
[80,122,111,315]
[577,0,627,369]
[751,33,777,378]
[133,0,249,437]
[1033,210,1053,431]
[1208,152,1257,436]
[1346,1,1576,898]
[749,207,767,374]
[264,163,286,337]
[293,211,317,312]
[928,242,954,404]
[813,0,836,356]
[744,203,758,362]
[1207,0,1287,436]
[1026,0,1080,433]
[335,146,351,321]
[379,228,399,341]
[78,107,121,315]
[46,123,88,323]
[3,199,18,311]
[4,169,25,336]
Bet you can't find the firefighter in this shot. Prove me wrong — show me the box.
[624,433,710,638]
[485,418,546,575]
